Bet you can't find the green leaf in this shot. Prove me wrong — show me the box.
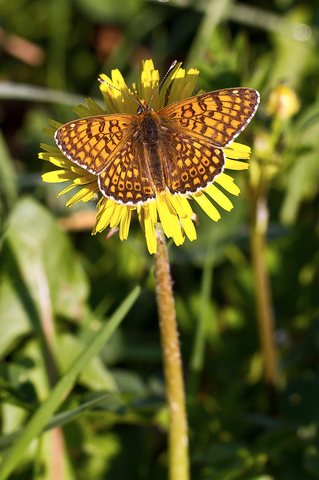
[0,196,91,359]
[0,392,116,451]
[6,196,89,321]
[0,284,141,480]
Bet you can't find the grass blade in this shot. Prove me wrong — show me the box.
[0,285,141,480]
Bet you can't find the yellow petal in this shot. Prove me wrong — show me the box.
[225,149,250,160]
[86,97,106,115]
[70,165,94,176]
[57,184,77,197]
[42,170,78,183]
[141,59,156,85]
[158,62,182,108]
[112,70,136,113]
[48,119,63,129]
[225,159,249,170]
[141,203,158,254]
[145,218,157,254]
[178,195,194,217]
[66,184,99,207]
[156,194,184,245]
[167,194,193,219]
[42,127,57,138]
[119,207,132,241]
[205,184,234,211]
[39,153,73,169]
[111,69,128,89]
[215,174,240,196]
[149,200,158,224]
[227,142,251,153]
[193,191,221,221]
[99,72,135,114]
[109,203,125,228]
[156,195,174,238]
[73,174,97,185]
[72,104,94,118]
[94,201,116,233]
[170,67,199,103]
[81,187,99,202]
[181,216,197,241]
[139,60,159,110]
[40,143,62,154]
[173,229,185,246]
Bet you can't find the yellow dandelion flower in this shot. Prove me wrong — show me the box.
[40,60,259,254]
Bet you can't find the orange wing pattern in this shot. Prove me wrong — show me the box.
[55,115,134,174]
[98,138,156,204]
[159,88,259,148]
[160,130,225,195]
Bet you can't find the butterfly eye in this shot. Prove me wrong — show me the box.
[137,106,143,114]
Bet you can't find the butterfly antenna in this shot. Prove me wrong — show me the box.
[148,60,178,107]
[98,77,143,108]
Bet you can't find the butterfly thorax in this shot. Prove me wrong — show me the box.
[138,110,160,145]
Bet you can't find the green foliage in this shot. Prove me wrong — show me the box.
[1,0,319,479]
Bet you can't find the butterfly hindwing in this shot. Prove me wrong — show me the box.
[98,137,156,205]
[160,130,225,195]
[159,88,259,148]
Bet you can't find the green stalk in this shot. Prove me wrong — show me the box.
[250,187,280,392]
[189,236,214,399]
[154,230,189,480]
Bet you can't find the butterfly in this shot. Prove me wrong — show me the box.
[55,68,259,206]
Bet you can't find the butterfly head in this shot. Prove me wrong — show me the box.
[137,99,154,115]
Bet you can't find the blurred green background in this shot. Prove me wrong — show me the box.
[1,0,319,479]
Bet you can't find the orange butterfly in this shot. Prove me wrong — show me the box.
[55,65,259,206]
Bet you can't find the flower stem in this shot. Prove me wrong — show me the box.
[154,229,189,480]
[250,191,280,393]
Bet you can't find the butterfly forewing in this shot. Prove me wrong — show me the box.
[55,115,134,174]
[159,88,259,148]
